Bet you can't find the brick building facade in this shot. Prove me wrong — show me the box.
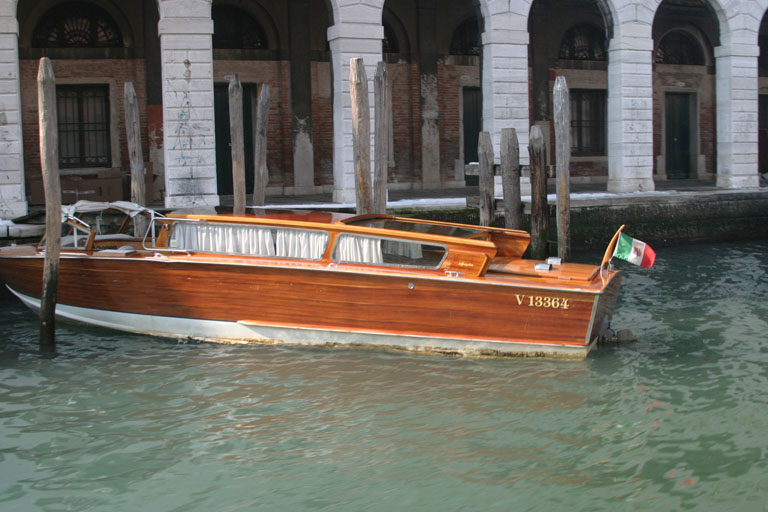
[0,0,764,219]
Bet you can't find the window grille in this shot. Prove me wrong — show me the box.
[655,31,705,65]
[570,89,606,157]
[57,85,111,169]
[559,24,606,61]
[212,5,268,50]
[32,2,123,48]
[449,18,480,56]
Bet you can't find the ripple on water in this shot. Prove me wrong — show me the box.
[1,240,767,511]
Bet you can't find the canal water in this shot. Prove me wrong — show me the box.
[1,240,767,511]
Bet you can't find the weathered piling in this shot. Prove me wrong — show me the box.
[554,76,571,261]
[228,74,246,215]
[478,132,494,226]
[252,83,270,206]
[373,61,389,215]
[529,125,548,260]
[500,128,521,230]
[37,57,60,351]
[350,58,373,215]
[124,82,147,236]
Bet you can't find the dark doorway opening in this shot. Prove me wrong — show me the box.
[463,87,481,185]
[214,83,256,195]
[665,92,693,179]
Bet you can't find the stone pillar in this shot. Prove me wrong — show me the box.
[715,37,760,189]
[328,23,383,204]
[417,0,440,188]
[482,9,530,196]
[289,0,314,194]
[157,0,218,208]
[606,24,655,193]
[482,25,530,165]
[0,11,27,219]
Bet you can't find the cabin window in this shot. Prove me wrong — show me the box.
[168,222,328,260]
[57,84,112,168]
[333,234,446,269]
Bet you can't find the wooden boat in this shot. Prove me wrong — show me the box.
[0,201,624,359]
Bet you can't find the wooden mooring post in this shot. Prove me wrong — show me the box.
[554,76,571,261]
[373,61,389,215]
[478,132,494,226]
[529,125,548,260]
[350,58,373,215]
[500,128,521,230]
[252,84,270,206]
[124,82,147,236]
[228,74,246,215]
[38,57,60,351]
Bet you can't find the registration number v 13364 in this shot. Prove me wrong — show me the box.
[515,295,570,309]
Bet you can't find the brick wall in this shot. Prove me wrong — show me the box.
[389,62,420,184]
[311,61,333,187]
[20,58,147,205]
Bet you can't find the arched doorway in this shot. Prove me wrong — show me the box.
[652,0,718,181]
[382,0,482,190]
[528,0,611,182]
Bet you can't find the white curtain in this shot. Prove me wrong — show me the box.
[335,236,383,264]
[275,230,327,260]
[382,240,422,259]
[169,223,276,256]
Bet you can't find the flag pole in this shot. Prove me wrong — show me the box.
[600,224,625,284]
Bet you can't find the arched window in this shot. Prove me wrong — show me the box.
[450,18,480,56]
[212,5,268,50]
[32,2,123,48]
[559,24,605,61]
[655,31,704,65]
[383,21,399,54]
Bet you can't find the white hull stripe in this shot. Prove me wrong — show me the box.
[8,286,594,359]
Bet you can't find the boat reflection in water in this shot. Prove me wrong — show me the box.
[0,201,624,359]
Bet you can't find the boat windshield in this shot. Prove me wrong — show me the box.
[345,218,485,239]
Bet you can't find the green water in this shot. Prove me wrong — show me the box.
[1,241,767,511]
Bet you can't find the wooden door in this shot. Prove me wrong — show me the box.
[214,83,256,195]
[665,93,692,180]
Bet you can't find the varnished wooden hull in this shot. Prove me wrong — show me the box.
[0,253,621,359]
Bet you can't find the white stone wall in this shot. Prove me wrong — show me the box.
[482,5,531,166]
[328,0,384,204]
[158,0,219,208]
[607,15,655,192]
[0,1,25,219]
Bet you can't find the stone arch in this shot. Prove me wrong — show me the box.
[652,0,721,182]
[18,0,135,48]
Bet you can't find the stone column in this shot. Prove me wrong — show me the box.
[0,10,27,219]
[482,9,530,195]
[328,22,383,204]
[606,24,655,193]
[157,0,218,208]
[715,36,760,189]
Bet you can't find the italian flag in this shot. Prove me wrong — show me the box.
[613,232,656,269]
